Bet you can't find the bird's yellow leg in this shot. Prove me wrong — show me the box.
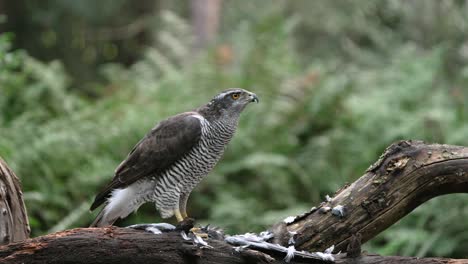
[181,209,188,219]
[174,208,184,222]
[178,193,207,237]
[179,192,189,219]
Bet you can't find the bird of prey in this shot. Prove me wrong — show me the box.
[90,88,258,227]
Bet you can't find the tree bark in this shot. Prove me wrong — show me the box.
[0,227,467,264]
[1,140,468,263]
[0,158,30,245]
[270,140,468,252]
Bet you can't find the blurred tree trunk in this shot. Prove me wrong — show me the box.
[0,0,4,35]
[0,158,30,245]
[0,0,3,18]
[190,0,221,51]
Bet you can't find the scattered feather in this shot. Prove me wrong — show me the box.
[284,245,296,262]
[288,231,297,245]
[283,216,296,224]
[180,230,214,248]
[234,245,249,252]
[225,232,335,262]
[146,226,162,234]
[316,252,335,261]
[126,223,176,232]
[259,231,274,240]
[332,205,346,218]
[319,206,332,213]
[181,231,190,240]
[193,234,213,248]
[325,245,335,254]
[314,245,335,261]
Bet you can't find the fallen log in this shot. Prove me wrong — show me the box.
[0,140,467,263]
[0,227,467,264]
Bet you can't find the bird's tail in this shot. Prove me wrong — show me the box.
[89,205,119,227]
[89,186,140,227]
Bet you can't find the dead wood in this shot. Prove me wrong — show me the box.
[0,227,467,264]
[1,140,468,263]
[0,157,30,245]
[271,140,468,253]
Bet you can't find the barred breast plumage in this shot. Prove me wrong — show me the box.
[152,115,238,218]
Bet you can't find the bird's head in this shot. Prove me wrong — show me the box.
[204,88,259,118]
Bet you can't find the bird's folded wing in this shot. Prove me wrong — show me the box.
[90,113,202,210]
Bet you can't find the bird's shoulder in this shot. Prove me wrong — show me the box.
[115,111,204,176]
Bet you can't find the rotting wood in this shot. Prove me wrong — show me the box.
[273,140,468,252]
[1,228,467,264]
[0,157,30,245]
[1,140,468,263]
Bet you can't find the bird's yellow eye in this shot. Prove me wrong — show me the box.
[231,93,240,100]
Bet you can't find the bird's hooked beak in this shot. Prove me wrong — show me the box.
[248,92,259,103]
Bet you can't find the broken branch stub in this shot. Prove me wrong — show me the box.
[0,158,30,245]
[274,140,468,252]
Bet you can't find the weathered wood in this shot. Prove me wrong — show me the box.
[1,141,468,263]
[0,157,30,245]
[1,227,467,264]
[272,140,468,252]
[0,228,243,264]
[336,255,468,264]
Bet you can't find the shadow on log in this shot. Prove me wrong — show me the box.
[1,140,468,263]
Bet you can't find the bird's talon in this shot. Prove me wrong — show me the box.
[176,217,195,232]
[190,227,209,238]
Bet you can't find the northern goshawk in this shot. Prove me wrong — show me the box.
[90,88,258,227]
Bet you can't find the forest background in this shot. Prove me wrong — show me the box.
[1,0,467,258]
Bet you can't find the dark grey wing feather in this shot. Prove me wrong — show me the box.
[90,113,202,210]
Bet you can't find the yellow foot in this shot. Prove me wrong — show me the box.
[175,210,184,222]
[190,227,208,238]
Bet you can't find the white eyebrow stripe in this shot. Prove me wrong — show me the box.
[215,91,230,99]
[214,89,242,100]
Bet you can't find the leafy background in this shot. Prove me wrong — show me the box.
[1,0,468,258]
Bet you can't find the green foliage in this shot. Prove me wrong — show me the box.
[366,194,468,257]
[1,1,468,259]
[0,34,81,125]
